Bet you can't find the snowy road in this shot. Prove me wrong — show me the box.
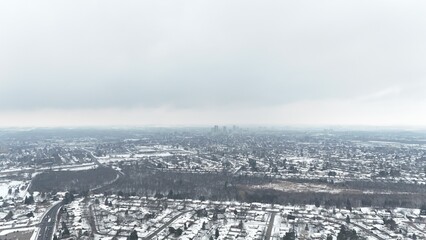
[264,212,276,240]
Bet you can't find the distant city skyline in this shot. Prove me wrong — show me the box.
[1,1,426,127]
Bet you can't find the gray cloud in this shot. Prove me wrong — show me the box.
[1,0,426,113]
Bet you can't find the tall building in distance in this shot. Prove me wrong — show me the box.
[211,125,241,134]
[212,125,219,133]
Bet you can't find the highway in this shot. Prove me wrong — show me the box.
[36,150,121,239]
[37,202,63,240]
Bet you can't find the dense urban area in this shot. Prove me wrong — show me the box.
[0,127,426,240]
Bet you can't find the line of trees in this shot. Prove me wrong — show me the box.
[106,163,426,209]
[30,166,117,193]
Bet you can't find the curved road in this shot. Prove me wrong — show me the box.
[36,150,123,240]
[37,202,63,240]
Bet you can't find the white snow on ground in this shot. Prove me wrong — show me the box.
[87,195,426,240]
[251,181,344,194]
[0,180,28,199]
[97,145,195,164]
[0,227,34,236]
[39,162,97,172]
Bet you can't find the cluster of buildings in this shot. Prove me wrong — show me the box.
[85,195,425,239]
[0,128,426,239]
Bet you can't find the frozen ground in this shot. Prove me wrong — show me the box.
[251,181,345,194]
[0,228,34,239]
[0,180,28,199]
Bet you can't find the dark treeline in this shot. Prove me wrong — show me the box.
[108,163,270,200]
[107,164,426,209]
[30,166,117,193]
[29,162,426,209]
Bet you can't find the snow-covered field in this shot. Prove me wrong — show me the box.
[251,181,345,194]
[47,162,97,171]
[98,145,195,164]
[0,180,28,199]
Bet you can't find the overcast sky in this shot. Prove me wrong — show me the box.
[1,1,426,127]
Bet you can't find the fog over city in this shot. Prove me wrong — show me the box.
[1,1,426,127]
